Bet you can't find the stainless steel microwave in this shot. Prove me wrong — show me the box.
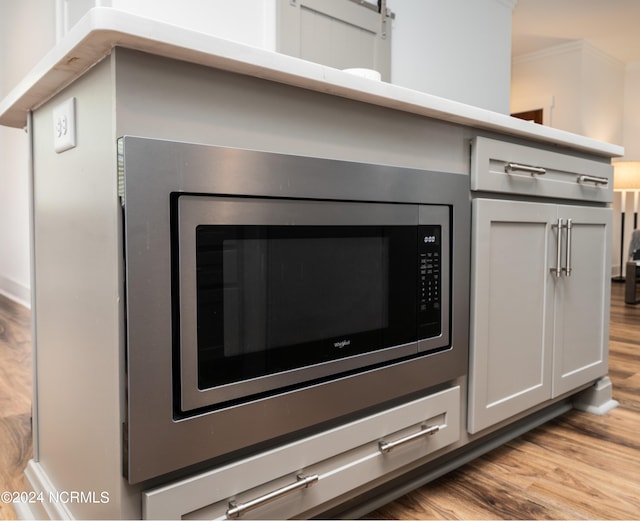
[120,137,470,483]
[177,196,450,411]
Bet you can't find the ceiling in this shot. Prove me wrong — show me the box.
[512,0,640,64]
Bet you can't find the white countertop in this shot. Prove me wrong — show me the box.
[0,7,623,158]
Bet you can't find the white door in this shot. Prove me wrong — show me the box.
[552,205,612,396]
[468,199,556,433]
[276,0,392,80]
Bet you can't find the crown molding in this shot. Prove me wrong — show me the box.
[513,40,585,65]
[626,61,640,72]
[513,39,624,68]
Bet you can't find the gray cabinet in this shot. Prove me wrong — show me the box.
[553,205,612,396]
[468,198,611,433]
[468,199,555,434]
[143,387,461,519]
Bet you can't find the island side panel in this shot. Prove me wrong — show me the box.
[30,56,132,519]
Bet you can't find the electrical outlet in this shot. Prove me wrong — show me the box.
[53,97,76,153]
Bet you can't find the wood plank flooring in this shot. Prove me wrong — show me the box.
[0,294,32,521]
[0,285,638,520]
[367,283,640,520]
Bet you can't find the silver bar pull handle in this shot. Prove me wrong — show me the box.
[378,424,441,454]
[551,219,563,278]
[226,474,319,519]
[505,162,547,176]
[564,219,573,276]
[577,174,608,186]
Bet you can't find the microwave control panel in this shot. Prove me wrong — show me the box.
[418,225,441,337]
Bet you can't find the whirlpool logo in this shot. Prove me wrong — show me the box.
[334,339,351,349]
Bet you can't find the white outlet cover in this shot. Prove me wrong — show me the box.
[53,97,76,153]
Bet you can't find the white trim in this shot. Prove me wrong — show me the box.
[513,40,585,65]
[513,39,623,69]
[23,460,75,520]
[54,0,65,43]
[626,61,640,73]
[0,274,30,309]
[582,40,625,69]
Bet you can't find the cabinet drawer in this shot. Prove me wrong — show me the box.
[471,136,613,203]
[143,386,460,519]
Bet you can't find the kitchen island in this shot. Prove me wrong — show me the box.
[0,8,622,519]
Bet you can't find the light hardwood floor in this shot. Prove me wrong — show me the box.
[0,295,32,521]
[0,285,638,520]
[367,283,640,520]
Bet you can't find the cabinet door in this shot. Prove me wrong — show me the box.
[468,199,556,433]
[553,206,612,396]
[276,0,392,81]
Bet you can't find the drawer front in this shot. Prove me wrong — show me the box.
[143,386,460,520]
[471,136,613,203]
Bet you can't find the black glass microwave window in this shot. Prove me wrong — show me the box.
[194,225,441,390]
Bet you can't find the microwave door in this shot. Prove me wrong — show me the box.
[176,196,448,412]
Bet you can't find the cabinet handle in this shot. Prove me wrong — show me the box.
[378,424,441,454]
[564,219,573,276]
[577,174,608,186]
[226,474,319,519]
[504,162,547,176]
[551,218,563,278]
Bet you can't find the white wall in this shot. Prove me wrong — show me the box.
[0,0,57,307]
[582,44,625,145]
[511,41,625,146]
[623,62,640,160]
[62,0,277,49]
[387,0,516,114]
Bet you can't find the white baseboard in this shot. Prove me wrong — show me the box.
[0,274,30,309]
[21,460,74,520]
